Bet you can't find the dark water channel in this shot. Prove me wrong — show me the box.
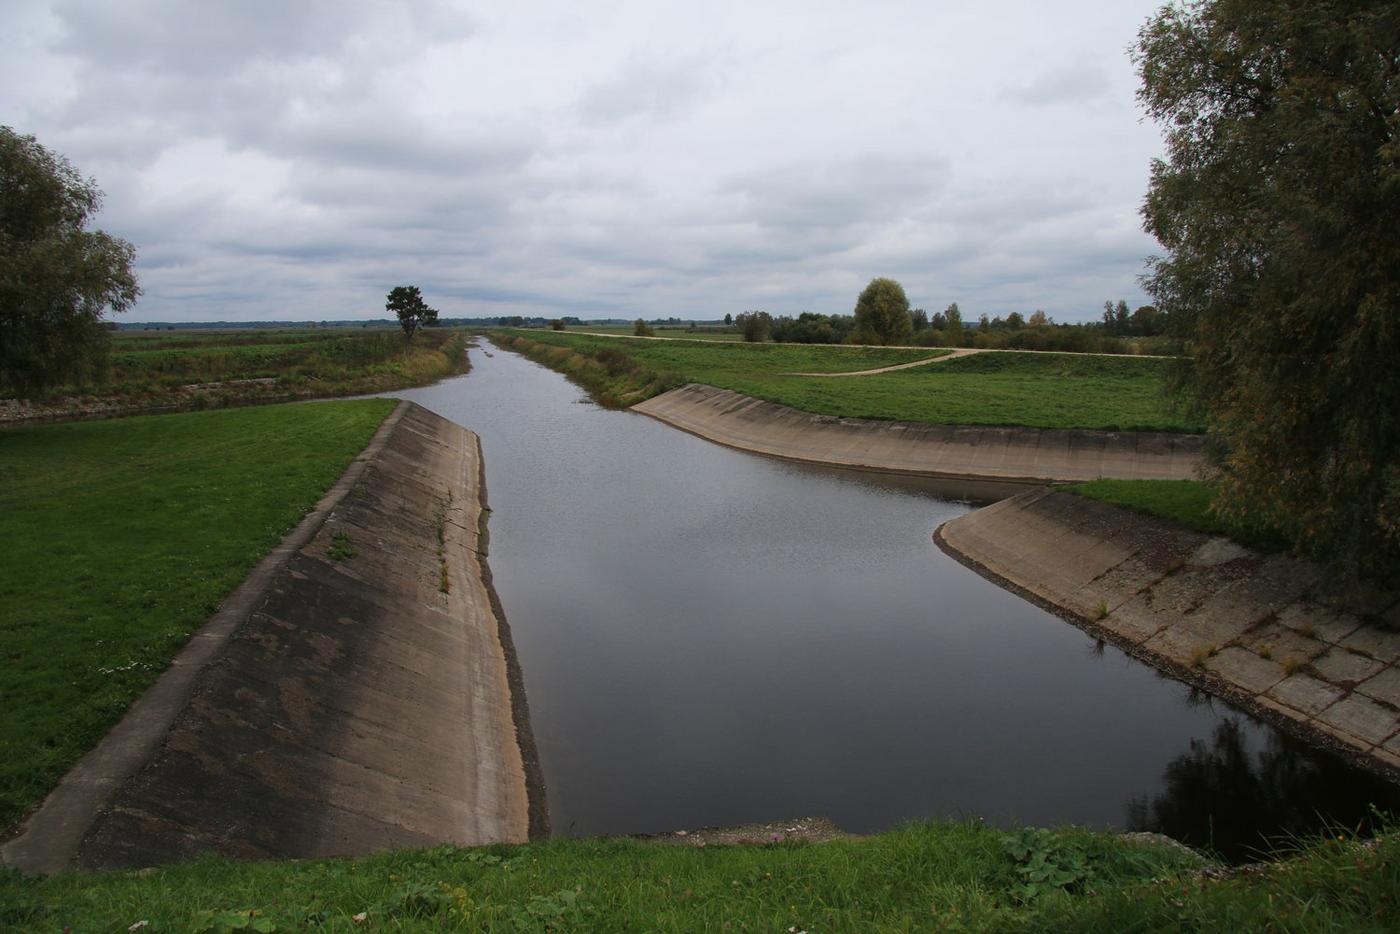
[385,341,1399,861]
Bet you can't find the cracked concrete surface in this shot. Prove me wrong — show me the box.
[937,488,1400,781]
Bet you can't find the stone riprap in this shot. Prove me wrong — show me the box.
[633,383,1203,483]
[2,402,536,872]
[937,489,1400,779]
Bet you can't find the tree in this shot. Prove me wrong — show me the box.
[549,319,565,331]
[632,318,654,337]
[735,310,772,342]
[1028,309,1049,327]
[852,277,912,345]
[1,127,139,395]
[723,312,733,326]
[945,302,964,346]
[910,308,929,331]
[1136,0,1400,582]
[1005,311,1026,329]
[385,285,438,339]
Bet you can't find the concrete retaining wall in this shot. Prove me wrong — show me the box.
[937,489,1400,780]
[3,402,537,871]
[633,384,1203,482]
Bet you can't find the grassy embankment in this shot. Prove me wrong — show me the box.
[490,332,940,407]
[495,329,1201,432]
[0,400,397,830]
[1071,479,1290,554]
[6,820,1399,930]
[3,328,469,420]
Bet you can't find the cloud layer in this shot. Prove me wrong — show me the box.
[2,0,1167,322]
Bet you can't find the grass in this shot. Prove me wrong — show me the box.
[5,328,469,418]
[1070,479,1290,552]
[4,820,1399,931]
[495,330,1197,431]
[0,399,397,829]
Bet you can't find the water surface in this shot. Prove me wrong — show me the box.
[386,342,1398,859]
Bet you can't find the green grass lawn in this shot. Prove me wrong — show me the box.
[504,331,1198,432]
[0,399,397,829]
[1071,479,1290,552]
[5,819,1397,931]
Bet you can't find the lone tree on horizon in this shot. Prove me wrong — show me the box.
[385,285,438,340]
[1,126,139,395]
[853,278,912,345]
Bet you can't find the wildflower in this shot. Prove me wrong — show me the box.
[353,911,368,923]
[128,923,149,932]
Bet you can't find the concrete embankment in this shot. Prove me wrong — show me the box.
[2,402,540,872]
[937,489,1400,780]
[633,383,1202,483]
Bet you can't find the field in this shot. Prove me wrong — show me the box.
[499,330,1201,432]
[0,399,397,829]
[5,818,1397,931]
[2,327,469,421]
[566,324,746,341]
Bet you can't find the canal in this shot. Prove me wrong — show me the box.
[386,340,1398,860]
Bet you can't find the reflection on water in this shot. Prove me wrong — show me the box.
[380,342,1400,849]
[1129,715,1400,862]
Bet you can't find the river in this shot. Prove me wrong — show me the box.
[385,340,1398,860]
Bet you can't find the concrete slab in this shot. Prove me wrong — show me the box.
[1357,667,1400,707]
[1267,674,1346,717]
[1312,648,1388,686]
[1237,622,1328,664]
[1315,694,1400,747]
[1203,647,1285,695]
[1341,625,1400,665]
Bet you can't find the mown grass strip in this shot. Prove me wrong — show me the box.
[2,819,1395,931]
[0,399,397,829]
[1070,479,1290,553]
[496,330,1199,431]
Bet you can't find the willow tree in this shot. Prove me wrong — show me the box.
[1136,0,1400,582]
[1,127,139,395]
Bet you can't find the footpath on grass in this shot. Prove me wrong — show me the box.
[2,401,542,873]
[633,383,1203,483]
[937,488,1400,780]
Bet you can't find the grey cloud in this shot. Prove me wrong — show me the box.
[1002,61,1111,106]
[725,155,951,233]
[576,58,714,126]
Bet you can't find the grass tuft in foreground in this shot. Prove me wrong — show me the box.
[0,399,397,829]
[4,820,1398,931]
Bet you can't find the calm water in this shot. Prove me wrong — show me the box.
[384,341,1399,859]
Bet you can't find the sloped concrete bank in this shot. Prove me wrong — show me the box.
[936,489,1400,781]
[2,402,542,873]
[633,383,1202,483]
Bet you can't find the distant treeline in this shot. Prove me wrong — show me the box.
[727,299,1172,354]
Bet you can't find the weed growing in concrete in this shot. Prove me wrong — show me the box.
[327,531,356,561]
[1092,599,1109,620]
[1283,656,1305,676]
[1258,643,1274,660]
[1298,621,1316,638]
[1191,643,1219,668]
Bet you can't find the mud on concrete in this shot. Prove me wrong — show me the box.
[937,488,1400,782]
[2,401,541,872]
[633,383,1202,483]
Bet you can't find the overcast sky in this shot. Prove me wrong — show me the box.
[2,0,1172,323]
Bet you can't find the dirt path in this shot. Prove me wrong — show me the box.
[784,348,982,376]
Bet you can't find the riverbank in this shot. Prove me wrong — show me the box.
[2,402,539,872]
[634,383,1203,483]
[7,815,1400,931]
[0,328,471,426]
[936,488,1400,780]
